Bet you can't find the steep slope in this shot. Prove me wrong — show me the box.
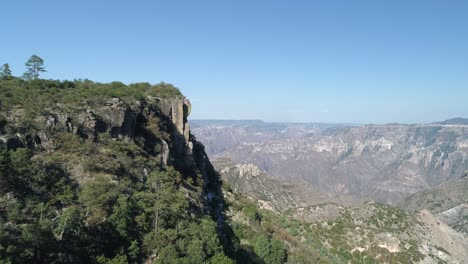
[400,173,468,234]
[0,79,237,263]
[213,158,360,222]
[224,186,468,264]
[217,166,468,263]
[192,120,468,204]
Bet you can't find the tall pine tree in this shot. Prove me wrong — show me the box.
[24,55,46,80]
[0,63,12,80]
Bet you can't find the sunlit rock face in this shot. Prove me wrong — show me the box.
[0,96,196,170]
[156,97,193,167]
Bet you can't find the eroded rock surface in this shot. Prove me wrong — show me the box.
[193,120,468,204]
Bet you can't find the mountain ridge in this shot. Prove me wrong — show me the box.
[192,119,468,204]
[192,117,468,127]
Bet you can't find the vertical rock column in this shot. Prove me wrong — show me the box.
[183,98,193,155]
[158,97,194,168]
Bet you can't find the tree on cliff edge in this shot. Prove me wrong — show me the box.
[0,63,12,80]
[24,55,46,80]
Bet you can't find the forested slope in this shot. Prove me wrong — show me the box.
[0,78,238,263]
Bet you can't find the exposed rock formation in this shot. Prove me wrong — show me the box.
[0,96,195,170]
[236,163,262,178]
[214,158,356,214]
[156,97,193,167]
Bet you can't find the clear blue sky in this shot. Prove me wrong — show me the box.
[2,0,467,124]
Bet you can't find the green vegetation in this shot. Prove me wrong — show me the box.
[0,71,233,263]
[225,191,429,264]
[0,142,230,263]
[253,236,286,264]
[0,78,182,116]
[0,56,182,124]
[366,203,410,232]
[0,64,12,80]
[24,55,46,80]
[0,77,184,145]
[0,58,450,263]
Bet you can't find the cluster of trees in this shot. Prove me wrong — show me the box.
[0,71,183,117]
[0,142,234,263]
[0,60,292,263]
[254,236,286,264]
[224,192,288,263]
[0,64,11,80]
[0,55,46,80]
[0,75,238,263]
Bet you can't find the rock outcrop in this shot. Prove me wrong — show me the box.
[214,158,351,213]
[156,98,191,140]
[156,97,193,167]
[0,96,195,170]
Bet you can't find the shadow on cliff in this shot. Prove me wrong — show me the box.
[130,102,239,255]
[191,136,266,263]
[87,96,264,261]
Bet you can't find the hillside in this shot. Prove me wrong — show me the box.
[400,174,468,234]
[0,78,239,263]
[192,120,468,204]
[434,118,468,125]
[213,158,359,221]
[217,163,468,263]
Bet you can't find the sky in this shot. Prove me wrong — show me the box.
[1,0,467,124]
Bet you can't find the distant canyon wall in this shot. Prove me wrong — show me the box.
[192,120,468,204]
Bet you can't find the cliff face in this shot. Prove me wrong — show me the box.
[0,95,225,212]
[1,96,196,172]
[156,97,193,168]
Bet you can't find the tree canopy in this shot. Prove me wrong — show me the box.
[0,64,12,80]
[24,55,46,80]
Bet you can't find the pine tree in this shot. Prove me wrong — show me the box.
[0,63,12,80]
[24,55,46,79]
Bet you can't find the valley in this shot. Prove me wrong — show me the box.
[192,119,468,205]
[192,119,468,263]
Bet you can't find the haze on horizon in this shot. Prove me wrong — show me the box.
[2,0,467,124]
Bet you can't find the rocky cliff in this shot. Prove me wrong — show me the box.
[1,95,203,181]
[0,79,236,263]
[0,88,231,216]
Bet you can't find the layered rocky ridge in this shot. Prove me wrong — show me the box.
[192,120,468,204]
[1,97,195,172]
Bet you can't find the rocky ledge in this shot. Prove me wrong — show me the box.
[1,96,194,169]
